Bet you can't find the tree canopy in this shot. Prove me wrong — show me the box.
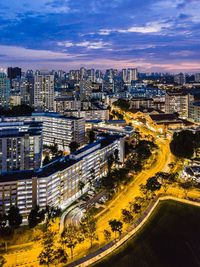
[170,130,199,159]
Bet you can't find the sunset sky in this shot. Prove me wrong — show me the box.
[0,0,200,72]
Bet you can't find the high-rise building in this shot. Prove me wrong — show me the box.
[122,69,127,83]
[0,72,10,108]
[32,112,85,150]
[122,68,138,83]
[165,91,194,118]
[34,73,54,111]
[127,68,138,83]
[7,67,22,80]
[87,69,95,82]
[194,73,200,83]
[0,135,124,219]
[189,102,200,123]
[80,67,87,80]
[0,121,43,173]
[174,73,186,85]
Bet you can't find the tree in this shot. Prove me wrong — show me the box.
[121,209,133,224]
[0,255,6,267]
[69,141,79,153]
[109,219,123,239]
[52,247,68,265]
[170,130,195,159]
[38,229,55,267]
[7,206,22,229]
[52,143,58,155]
[140,184,154,200]
[114,149,119,166]
[28,206,45,228]
[107,154,114,173]
[0,217,13,252]
[45,206,61,227]
[88,168,96,188]
[80,214,98,247]
[43,155,50,166]
[78,180,85,194]
[103,229,111,242]
[61,224,84,259]
[146,177,161,192]
[180,180,193,198]
[88,130,96,143]
[130,201,142,214]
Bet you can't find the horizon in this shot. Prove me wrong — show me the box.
[0,0,200,72]
[0,66,200,75]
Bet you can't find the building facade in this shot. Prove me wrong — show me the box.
[1,113,85,151]
[165,91,194,118]
[0,121,43,173]
[32,113,85,150]
[0,72,10,108]
[0,135,125,221]
[34,74,54,111]
[189,102,200,123]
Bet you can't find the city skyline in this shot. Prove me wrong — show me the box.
[0,0,200,72]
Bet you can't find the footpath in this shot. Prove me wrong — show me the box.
[67,195,200,267]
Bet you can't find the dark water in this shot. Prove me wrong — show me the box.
[94,200,200,267]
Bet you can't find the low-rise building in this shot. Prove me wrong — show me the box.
[182,165,200,183]
[64,108,109,121]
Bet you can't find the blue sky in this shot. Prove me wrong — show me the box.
[0,0,200,72]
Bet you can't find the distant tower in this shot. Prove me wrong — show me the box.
[0,72,10,108]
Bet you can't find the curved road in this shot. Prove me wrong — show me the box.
[95,137,172,235]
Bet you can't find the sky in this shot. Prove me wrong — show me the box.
[0,0,200,72]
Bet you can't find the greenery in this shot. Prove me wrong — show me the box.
[78,180,85,194]
[121,209,134,224]
[88,130,96,143]
[0,255,6,267]
[170,130,200,159]
[99,139,157,196]
[69,141,80,153]
[103,229,111,242]
[43,155,50,166]
[0,104,34,116]
[145,176,162,191]
[61,224,84,259]
[39,229,68,266]
[7,206,22,229]
[113,99,130,111]
[28,206,45,228]
[80,214,98,247]
[94,201,200,267]
[111,110,124,120]
[109,219,123,239]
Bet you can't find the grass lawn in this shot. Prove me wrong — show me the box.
[94,200,200,267]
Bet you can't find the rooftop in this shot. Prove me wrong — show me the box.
[0,135,122,182]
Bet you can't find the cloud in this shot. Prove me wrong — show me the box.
[0,45,79,60]
[57,40,110,49]
[0,0,200,72]
[98,21,172,35]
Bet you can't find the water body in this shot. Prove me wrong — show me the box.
[94,200,200,267]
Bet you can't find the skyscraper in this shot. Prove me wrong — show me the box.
[174,73,186,85]
[122,68,138,83]
[0,72,10,108]
[34,73,54,111]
